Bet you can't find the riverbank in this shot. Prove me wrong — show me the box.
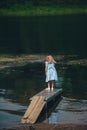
[0,6,87,16]
[0,54,87,69]
[2,124,87,130]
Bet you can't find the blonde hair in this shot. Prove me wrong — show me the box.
[46,55,56,63]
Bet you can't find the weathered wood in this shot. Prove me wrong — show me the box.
[45,88,62,102]
[27,96,46,124]
[21,96,46,124]
[21,88,62,124]
[30,88,62,102]
[23,96,40,118]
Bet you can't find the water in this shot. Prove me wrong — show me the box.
[0,14,87,56]
[0,63,87,128]
[0,14,87,128]
[0,97,26,128]
[47,97,87,124]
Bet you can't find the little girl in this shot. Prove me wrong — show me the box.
[45,55,58,91]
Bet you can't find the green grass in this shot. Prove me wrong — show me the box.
[0,6,87,16]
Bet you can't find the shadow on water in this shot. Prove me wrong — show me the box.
[0,62,87,128]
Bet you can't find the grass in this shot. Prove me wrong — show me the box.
[0,6,87,16]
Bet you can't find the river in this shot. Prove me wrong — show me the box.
[0,62,87,128]
[0,14,87,128]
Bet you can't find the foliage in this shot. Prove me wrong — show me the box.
[0,6,87,16]
[0,0,87,8]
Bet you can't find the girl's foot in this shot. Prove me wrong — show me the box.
[48,87,50,91]
[51,87,54,92]
[46,87,50,91]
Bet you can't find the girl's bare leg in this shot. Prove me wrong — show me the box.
[48,81,50,88]
[51,80,54,91]
[47,81,50,91]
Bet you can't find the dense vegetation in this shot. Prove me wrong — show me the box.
[0,1,87,16]
[0,0,87,8]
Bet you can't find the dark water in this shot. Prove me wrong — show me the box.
[0,14,87,128]
[0,63,87,128]
[0,14,87,56]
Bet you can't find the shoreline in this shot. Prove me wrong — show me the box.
[0,54,87,70]
[1,123,87,130]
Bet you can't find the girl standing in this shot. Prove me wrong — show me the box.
[45,55,58,91]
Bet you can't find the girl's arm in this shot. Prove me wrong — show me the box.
[45,61,48,73]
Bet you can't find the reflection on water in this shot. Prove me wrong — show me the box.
[0,63,87,128]
[46,97,87,124]
[49,112,59,124]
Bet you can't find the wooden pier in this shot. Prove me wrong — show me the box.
[21,88,62,124]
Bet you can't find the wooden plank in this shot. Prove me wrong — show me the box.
[30,88,62,102]
[21,96,46,124]
[21,96,40,123]
[21,88,62,124]
[45,88,62,102]
[29,89,50,100]
[27,96,46,124]
[23,96,40,118]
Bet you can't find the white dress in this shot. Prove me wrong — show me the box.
[45,61,58,82]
